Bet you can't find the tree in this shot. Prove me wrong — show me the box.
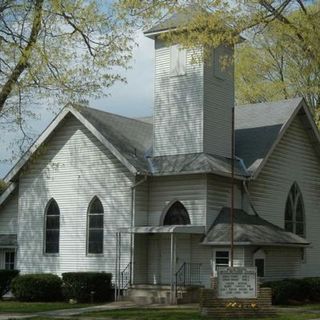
[235,4,320,126]
[117,0,320,123]
[0,0,135,150]
[235,19,320,126]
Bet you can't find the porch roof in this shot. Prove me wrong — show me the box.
[119,225,205,234]
[202,208,310,247]
[0,234,17,248]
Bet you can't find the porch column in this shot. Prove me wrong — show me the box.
[170,232,176,304]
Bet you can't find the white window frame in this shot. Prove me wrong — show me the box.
[170,44,187,77]
[87,196,104,255]
[253,249,266,278]
[44,198,60,255]
[5,251,15,270]
[212,249,230,276]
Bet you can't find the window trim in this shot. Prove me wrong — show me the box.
[284,182,306,238]
[161,200,191,226]
[213,249,230,276]
[43,198,60,256]
[253,248,266,278]
[86,196,104,256]
[170,44,187,77]
[4,251,15,270]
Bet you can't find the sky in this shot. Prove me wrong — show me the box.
[0,32,154,178]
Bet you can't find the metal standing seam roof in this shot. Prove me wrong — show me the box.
[202,207,310,247]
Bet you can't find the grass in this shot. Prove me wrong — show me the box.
[0,301,94,313]
[1,304,320,319]
[79,307,319,320]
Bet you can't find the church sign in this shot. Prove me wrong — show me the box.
[217,267,257,299]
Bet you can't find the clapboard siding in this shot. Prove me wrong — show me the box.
[207,175,242,228]
[17,114,133,275]
[148,175,206,226]
[264,247,301,281]
[249,115,320,278]
[0,190,18,234]
[135,180,149,226]
[153,40,203,156]
[203,47,233,158]
[133,234,148,284]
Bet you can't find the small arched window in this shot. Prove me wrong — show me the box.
[45,199,60,254]
[163,201,190,225]
[87,197,104,254]
[285,183,305,237]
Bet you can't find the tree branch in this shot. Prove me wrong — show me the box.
[0,0,44,112]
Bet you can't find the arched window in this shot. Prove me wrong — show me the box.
[285,183,305,237]
[87,197,104,254]
[45,199,60,254]
[163,201,190,225]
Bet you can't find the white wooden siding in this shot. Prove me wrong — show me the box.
[153,40,204,156]
[148,175,206,226]
[17,114,133,276]
[133,234,148,284]
[0,190,18,234]
[249,115,320,278]
[153,41,234,158]
[207,175,242,228]
[135,181,149,226]
[203,47,234,158]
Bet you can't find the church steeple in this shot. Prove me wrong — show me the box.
[144,13,234,159]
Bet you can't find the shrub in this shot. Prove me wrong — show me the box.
[0,269,19,298]
[262,277,320,305]
[62,272,112,302]
[11,273,62,302]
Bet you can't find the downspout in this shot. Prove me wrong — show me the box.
[130,172,148,286]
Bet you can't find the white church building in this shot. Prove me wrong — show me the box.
[0,14,319,303]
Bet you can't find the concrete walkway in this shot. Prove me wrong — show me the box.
[2,303,320,320]
[0,301,197,320]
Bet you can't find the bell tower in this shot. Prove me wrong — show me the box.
[144,16,234,159]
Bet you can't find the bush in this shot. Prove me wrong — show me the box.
[0,269,19,298]
[262,277,320,305]
[62,272,112,302]
[11,273,62,302]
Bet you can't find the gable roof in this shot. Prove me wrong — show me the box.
[144,11,192,38]
[4,105,153,185]
[235,97,303,174]
[202,207,310,247]
[3,97,319,196]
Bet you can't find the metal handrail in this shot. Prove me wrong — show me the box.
[175,262,201,297]
[120,262,131,290]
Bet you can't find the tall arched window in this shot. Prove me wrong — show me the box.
[45,199,60,254]
[285,183,305,237]
[163,201,191,225]
[87,197,104,254]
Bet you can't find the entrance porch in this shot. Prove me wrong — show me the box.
[116,226,209,304]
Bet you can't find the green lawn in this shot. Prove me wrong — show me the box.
[0,301,94,313]
[79,308,319,320]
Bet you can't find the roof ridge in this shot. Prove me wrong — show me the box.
[70,103,153,127]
